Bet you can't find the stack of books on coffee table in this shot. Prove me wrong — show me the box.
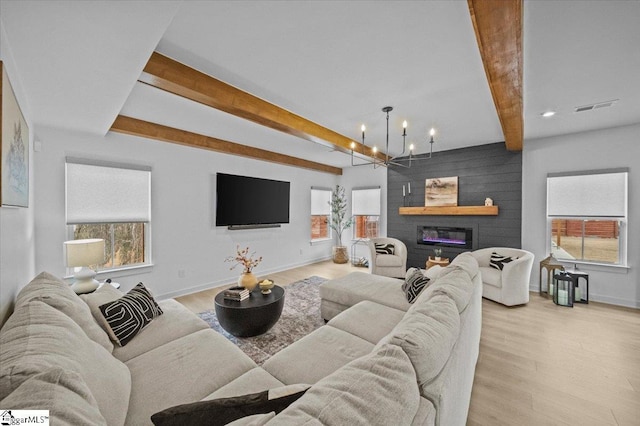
[223,286,250,301]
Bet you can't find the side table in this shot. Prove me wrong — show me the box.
[426,257,450,270]
[214,285,285,337]
[539,255,564,296]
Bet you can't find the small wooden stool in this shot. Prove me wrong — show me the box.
[426,257,450,270]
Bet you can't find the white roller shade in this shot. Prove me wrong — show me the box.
[66,158,151,224]
[311,188,331,215]
[352,187,381,216]
[547,170,627,217]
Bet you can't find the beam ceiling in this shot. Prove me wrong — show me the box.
[110,115,342,175]
[468,0,523,151]
[138,52,388,162]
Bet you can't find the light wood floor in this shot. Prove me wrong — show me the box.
[176,261,640,426]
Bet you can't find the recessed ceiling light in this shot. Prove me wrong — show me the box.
[541,111,556,118]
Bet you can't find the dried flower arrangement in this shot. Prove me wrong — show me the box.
[225,245,263,274]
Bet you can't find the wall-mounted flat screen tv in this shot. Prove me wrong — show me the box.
[216,173,290,227]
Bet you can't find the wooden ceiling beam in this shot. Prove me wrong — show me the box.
[468,0,523,151]
[138,52,388,162]
[110,115,342,175]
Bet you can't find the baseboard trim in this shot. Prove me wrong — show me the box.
[529,285,639,309]
[158,255,332,301]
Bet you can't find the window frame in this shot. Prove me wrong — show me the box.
[548,217,626,266]
[310,187,332,243]
[65,158,153,276]
[351,186,381,240]
[546,168,628,268]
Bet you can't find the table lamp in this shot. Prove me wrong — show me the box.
[64,238,105,294]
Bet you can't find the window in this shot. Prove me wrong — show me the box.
[310,187,331,240]
[547,169,627,266]
[352,187,381,239]
[66,158,151,271]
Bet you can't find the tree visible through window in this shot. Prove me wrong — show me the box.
[74,223,145,268]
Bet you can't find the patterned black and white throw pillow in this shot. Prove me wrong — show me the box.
[402,268,431,304]
[375,243,395,255]
[490,252,518,271]
[98,282,163,346]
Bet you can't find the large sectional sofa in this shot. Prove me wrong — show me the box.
[0,252,481,425]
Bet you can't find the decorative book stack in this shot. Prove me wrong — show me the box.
[223,286,250,301]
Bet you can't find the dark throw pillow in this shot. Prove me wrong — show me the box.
[490,252,518,271]
[98,282,163,346]
[150,385,310,426]
[375,243,395,255]
[402,268,431,304]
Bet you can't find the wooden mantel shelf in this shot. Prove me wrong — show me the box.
[399,206,499,216]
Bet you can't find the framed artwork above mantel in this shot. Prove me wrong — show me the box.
[1,60,30,207]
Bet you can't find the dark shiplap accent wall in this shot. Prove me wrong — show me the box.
[387,142,522,269]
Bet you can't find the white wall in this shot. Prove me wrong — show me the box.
[33,125,340,299]
[522,123,639,308]
[0,21,36,325]
[341,165,388,263]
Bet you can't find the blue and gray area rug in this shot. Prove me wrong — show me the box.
[198,276,327,365]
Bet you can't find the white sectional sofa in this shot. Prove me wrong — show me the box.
[0,252,481,426]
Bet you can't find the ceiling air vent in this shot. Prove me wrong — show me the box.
[574,99,618,113]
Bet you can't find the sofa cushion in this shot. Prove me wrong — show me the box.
[319,272,410,315]
[403,268,432,303]
[0,368,107,426]
[204,368,285,400]
[262,326,374,385]
[479,266,501,287]
[270,344,421,425]
[379,294,460,392]
[15,271,113,352]
[375,254,403,267]
[151,384,309,426]
[0,300,131,426]
[327,301,405,344]
[124,329,257,426]
[98,283,163,346]
[110,299,209,362]
[426,268,475,313]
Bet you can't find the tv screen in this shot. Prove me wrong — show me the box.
[216,173,290,227]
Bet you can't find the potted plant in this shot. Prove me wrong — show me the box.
[328,185,354,264]
[225,245,263,291]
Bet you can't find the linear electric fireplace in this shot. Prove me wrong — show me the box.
[417,226,473,249]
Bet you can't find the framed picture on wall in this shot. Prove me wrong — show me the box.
[425,176,458,207]
[1,60,30,207]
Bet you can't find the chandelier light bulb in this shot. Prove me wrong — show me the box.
[350,141,356,149]
[430,128,436,137]
[361,124,366,132]
[402,120,407,129]
[372,146,378,153]
[409,143,414,151]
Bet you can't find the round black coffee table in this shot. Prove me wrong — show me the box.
[214,285,285,337]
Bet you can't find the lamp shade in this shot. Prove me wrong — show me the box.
[64,239,105,267]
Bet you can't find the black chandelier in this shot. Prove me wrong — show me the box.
[350,106,435,168]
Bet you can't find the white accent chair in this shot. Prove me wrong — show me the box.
[367,237,407,278]
[470,247,534,306]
